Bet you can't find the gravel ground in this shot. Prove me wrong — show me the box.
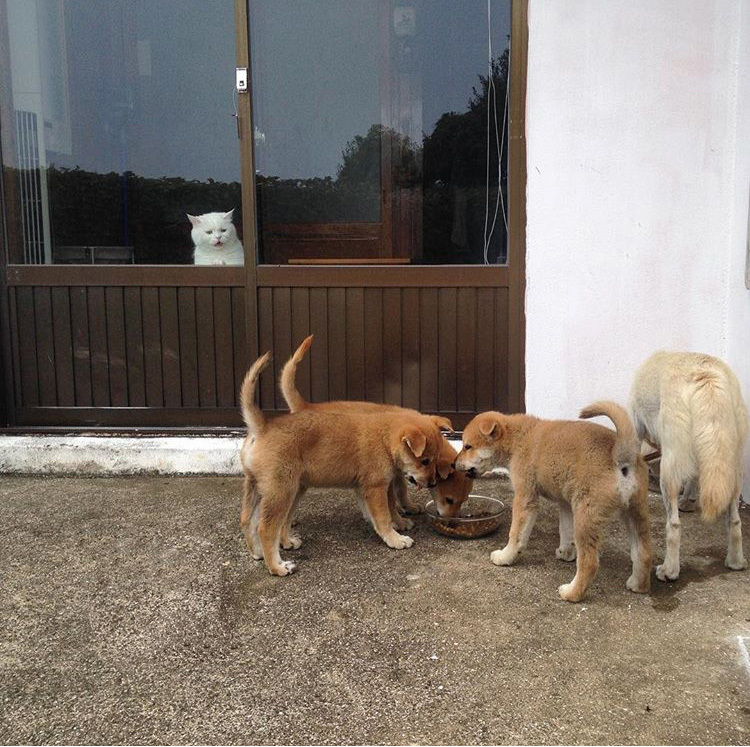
[1,475,749,745]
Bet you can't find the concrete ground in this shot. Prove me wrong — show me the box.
[1,475,749,745]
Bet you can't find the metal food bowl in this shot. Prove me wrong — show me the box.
[424,494,505,539]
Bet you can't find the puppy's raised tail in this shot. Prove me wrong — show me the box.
[240,352,271,436]
[280,335,313,412]
[579,400,640,476]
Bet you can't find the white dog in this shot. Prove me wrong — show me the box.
[630,351,748,581]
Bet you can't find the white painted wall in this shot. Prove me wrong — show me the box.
[525,0,750,495]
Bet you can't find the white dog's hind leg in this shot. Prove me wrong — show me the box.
[555,504,577,561]
[656,475,681,582]
[725,497,748,570]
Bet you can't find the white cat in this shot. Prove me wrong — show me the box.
[188,209,244,266]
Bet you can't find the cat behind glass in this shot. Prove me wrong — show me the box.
[188,210,244,265]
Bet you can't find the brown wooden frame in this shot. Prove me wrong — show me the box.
[0,0,527,431]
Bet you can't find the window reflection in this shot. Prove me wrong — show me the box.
[251,0,511,266]
[1,0,242,265]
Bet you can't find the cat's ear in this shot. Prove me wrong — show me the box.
[222,209,235,221]
[187,213,201,226]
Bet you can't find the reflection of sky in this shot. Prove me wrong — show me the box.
[39,1,240,184]
[24,1,510,185]
[251,0,511,179]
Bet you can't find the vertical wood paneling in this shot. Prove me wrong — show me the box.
[141,287,164,407]
[177,287,199,407]
[271,287,292,409]
[419,288,438,412]
[345,288,365,400]
[382,288,401,406]
[8,289,22,408]
[257,287,274,409]
[474,287,496,413]
[327,288,346,400]
[87,287,110,407]
[290,287,311,404]
[159,287,181,408]
[123,287,146,407]
[15,287,39,406]
[51,287,75,406]
[456,288,476,413]
[195,287,217,407]
[69,287,93,407]
[437,288,457,413]
[494,288,510,413]
[232,287,248,407]
[105,287,128,406]
[309,288,328,403]
[401,288,419,409]
[34,287,56,406]
[9,280,516,428]
[213,288,235,408]
[364,288,384,402]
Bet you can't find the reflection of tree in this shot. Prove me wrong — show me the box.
[422,50,509,264]
[257,124,422,225]
[41,166,241,263]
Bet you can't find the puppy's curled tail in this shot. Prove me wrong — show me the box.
[579,400,639,475]
[691,373,747,522]
[240,352,271,436]
[280,335,313,412]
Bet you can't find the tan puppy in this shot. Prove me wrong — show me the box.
[455,402,652,602]
[239,352,443,576]
[630,351,748,580]
[280,335,474,519]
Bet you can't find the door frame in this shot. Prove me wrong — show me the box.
[240,0,528,422]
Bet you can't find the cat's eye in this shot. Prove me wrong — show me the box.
[205,230,212,234]
[464,444,472,451]
[420,458,430,465]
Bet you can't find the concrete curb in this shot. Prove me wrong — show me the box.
[0,436,244,476]
[0,436,497,478]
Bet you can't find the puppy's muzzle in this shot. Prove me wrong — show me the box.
[427,479,437,488]
[464,467,478,479]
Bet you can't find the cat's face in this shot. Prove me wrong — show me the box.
[187,210,238,248]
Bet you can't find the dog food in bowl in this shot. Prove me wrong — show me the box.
[425,494,505,538]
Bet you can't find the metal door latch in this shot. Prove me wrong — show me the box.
[236,68,248,93]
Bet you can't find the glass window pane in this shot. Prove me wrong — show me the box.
[1,0,243,265]
[251,0,511,266]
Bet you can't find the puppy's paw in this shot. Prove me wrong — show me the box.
[626,573,650,593]
[655,563,679,582]
[490,547,516,566]
[558,582,585,603]
[385,533,414,549]
[401,504,421,516]
[725,555,748,571]
[677,497,697,512]
[251,550,263,561]
[392,516,414,531]
[281,533,303,550]
[269,560,297,576]
[555,544,577,562]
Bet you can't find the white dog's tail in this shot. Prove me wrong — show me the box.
[280,335,313,412]
[579,400,640,476]
[690,370,748,522]
[240,352,271,436]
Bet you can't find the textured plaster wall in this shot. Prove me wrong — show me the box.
[525,0,749,492]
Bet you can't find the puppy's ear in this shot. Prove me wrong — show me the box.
[401,428,427,458]
[478,414,502,438]
[436,458,453,480]
[429,415,453,432]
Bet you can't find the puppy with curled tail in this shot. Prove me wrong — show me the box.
[455,401,652,603]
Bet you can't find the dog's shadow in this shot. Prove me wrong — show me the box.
[649,553,734,611]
